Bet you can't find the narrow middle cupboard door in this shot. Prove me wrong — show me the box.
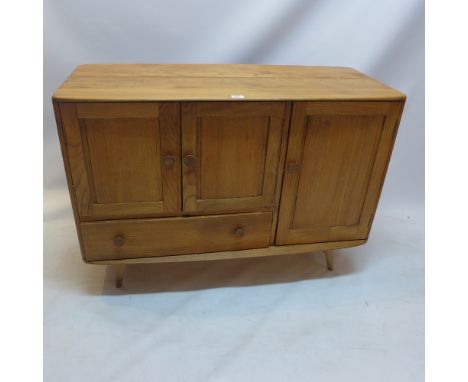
[276,101,403,245]
[60,102,181,219]
[181,102,287,213]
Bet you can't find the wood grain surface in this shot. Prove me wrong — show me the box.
[60,102,181,219]
[81,212,272,261]
[181,102,287,213]
[276,101,404,245]
[52,64,406,265]
[53,64,405,102]
[88,239,367,265]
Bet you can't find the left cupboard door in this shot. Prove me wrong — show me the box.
[59,102,181,219]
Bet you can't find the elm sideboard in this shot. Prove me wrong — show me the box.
[52,64,405,287]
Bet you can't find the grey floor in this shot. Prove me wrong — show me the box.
[44,197,424,382]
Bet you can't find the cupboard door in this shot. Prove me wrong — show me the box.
[181,102,287,213]
[60,102,181,219]
[276,101,403,245]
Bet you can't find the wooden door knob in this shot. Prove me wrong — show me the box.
[234,227,245,237]
[184,154,196,167]
[163,155,175,167]
[113,235,125,247]
[286,162,299,173]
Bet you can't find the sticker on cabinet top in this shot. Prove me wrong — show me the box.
[230,94,245,99]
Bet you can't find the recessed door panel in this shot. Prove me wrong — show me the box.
[198,115,269,199]
[83,118,163,204]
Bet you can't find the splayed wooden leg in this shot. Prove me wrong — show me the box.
[324,250,333,271]
[115,264,126,288]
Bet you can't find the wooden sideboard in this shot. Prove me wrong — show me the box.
[52,64,405,287]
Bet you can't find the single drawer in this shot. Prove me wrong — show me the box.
[80,212,272,261]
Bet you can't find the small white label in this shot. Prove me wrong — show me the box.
[231,94,245,99]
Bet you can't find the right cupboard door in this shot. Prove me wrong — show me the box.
[276,101,403,245]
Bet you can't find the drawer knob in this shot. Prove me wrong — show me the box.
[234,227,245,237]
[184,154,196,167]
[113,235,125,247]
[163,155,176,167]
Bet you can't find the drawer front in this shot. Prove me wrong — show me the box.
[81,212,272,261]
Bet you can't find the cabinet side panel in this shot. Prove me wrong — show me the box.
[60,103,93,217]
[52,100,86,261]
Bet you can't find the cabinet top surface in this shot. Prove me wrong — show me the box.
[53,64,405,102]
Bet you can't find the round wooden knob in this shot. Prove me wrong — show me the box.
[113,235,125,247]
[163,155,175,167]
[234,227,245,237]
[184,154,196,167]
[286,162,299,173]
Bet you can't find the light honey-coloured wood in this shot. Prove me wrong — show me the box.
[276,101,404,245]
[52,64,405,102]
[53,100,87,261]
[80,212,273,261]
[89,239,366,265]
[60,102,181,219]
[181,102,287,213]
[52,64,406,286]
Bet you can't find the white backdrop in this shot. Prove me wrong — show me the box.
[44,1,424,381]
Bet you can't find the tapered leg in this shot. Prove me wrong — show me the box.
[115,264,126,288]
[324,250,333,271]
